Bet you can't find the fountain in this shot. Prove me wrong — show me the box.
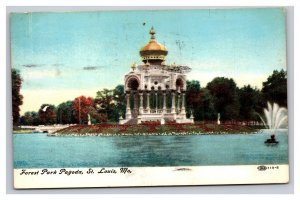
[217,113,220,125]
[259,102,288,144]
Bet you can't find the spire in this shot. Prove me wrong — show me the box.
[149,26,156,41]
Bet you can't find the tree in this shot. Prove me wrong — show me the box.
[56,101,76,124]
[262,69,287,107]
[72,96,94,124]
[113,85,126,120]
[94,89,116,122]
[199,88,217,121]
[94,85,126,122]
[186,80,201,107]
[38,104,56,125]
[20,111,39,125]
[238,85,262,121]
[12,68,23,125]
[88,107,108,124]
[186,80,201,120]
[206,77,240,121]
[185,80,217,121]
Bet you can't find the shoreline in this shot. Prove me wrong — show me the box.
[12,129,37,133]
[13,123,263,136]
[47,131,261,137]
[47,123,260,137]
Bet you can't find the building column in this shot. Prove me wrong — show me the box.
[155,92,158,113]
[171,91,176,114]
[146,92,150,113]
[151,91,154,113]
[177,93,181,113]
[126,92,131,119]
[181,92,186,118]
[139,92,143,114]
[163,92,166,113]
[134,92,138,111]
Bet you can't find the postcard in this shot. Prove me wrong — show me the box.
[11,8,289,188]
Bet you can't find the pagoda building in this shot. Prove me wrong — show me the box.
[119,27,194,124]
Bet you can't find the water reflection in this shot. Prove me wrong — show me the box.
[13,131,288,168]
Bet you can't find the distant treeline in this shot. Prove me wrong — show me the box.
[186,69,287,122]
[12,69,287,125]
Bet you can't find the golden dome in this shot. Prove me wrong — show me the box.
[140,42,167,52]
[139,27,168,65]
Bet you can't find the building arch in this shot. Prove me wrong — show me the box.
[176,77,184,90]
[125,75,140,91]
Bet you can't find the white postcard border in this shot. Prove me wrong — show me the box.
[14,164,289,189]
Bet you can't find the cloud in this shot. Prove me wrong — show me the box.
[83,66,103,71]
[22,64,44,68]
[55,69,62,76]
[52,64,64,67]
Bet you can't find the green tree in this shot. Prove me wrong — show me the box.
[113,85,126,120]
[95,89,115,122]
[185,80,217,121]
[94,85,126,122]
[238,85,262,121]
[206,77,240,121]
[56,101,76,124]
[38,104,56,125]
[88,107,108,124]
[20,111,39,125]
[199,88,217,121]
[186,80,201,106]
[262,69,287,107]
[186,80,201,120]
[12,68,23,125]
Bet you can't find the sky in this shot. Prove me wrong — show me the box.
[10,8,287,114]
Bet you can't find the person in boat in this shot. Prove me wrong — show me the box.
[265,134,278,144]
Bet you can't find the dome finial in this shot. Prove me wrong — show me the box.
[131,62,137,71]
[149,26,156,41]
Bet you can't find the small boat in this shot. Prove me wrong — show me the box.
[264,135,279,145]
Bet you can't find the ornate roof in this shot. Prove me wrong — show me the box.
[139,27,168,64]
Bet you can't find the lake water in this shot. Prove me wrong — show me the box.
[13,130,289,168]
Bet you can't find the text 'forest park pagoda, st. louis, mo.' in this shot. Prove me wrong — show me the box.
[120,27,194,125]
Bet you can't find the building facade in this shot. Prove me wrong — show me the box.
[120,27,194,124]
